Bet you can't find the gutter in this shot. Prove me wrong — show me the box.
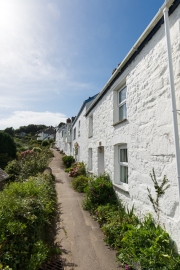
[163,6,180,208]
[85,0,176,117]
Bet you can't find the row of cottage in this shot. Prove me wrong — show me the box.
[55,0,180,249]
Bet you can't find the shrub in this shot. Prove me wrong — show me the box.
[41,140,49,147]
[117,214,180,270]
[83,174,117,213]
[0,173,57,269]
[32,147,42,153]
[62,155,75,168]
[5,148,53,182]
[68,162,86,177]
[71,175,90,193]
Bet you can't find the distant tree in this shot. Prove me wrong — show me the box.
[0,132,16,158]
[0,132,16,168]
[15,124,47,135]
[58,122,65,128]
[4,127,15,137]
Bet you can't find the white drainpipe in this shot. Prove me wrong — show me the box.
[163,7,180,207]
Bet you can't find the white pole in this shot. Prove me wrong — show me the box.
[163,7,180,207]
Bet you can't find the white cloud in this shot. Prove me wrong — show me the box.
[0,111,67,130]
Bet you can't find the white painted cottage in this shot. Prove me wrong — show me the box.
[56,0,180,249]
[55,117,75,155]
[83,0,180,250]
[71,94,98,162]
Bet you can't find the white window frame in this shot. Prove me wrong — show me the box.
[78,120,80,136]
[88,148,92,171]
[118,85,127,122]
[73,128,76,140]
[119,145,128,184]
[89,115,93,138]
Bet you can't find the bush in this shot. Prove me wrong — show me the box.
[41,140,49,147]
[5,148,53,182]
[117,214,180,270]
[0,173,57,269]
[32,147,42,153]
[71,175,90,193]
[62,155,75,168]
[83,174,117,213]
[68,162,86,177]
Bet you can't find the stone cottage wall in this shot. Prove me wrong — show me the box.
[85,6,180,249]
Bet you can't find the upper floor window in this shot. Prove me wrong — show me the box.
[118,86,127,121]
[78,120,80,136]
[73,127,76,140]
[89,115,93,137]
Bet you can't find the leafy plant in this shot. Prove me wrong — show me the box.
[147,168,170,220]
[62,155,75,168]
[0,173,57,269]
[41,140,50,147]
[83,174,117,213]
[71,175,90,192]
[5,148,53,182]
[68,162,86,177]
[117,214,180,269]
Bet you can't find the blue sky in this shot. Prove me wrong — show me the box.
[0,0,165,129]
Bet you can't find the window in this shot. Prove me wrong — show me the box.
[73,128,76,140]
[88,148,92,171]
[89,115,93,137]
[78,120,80,136]
[119,145,128,184]
[118,86,127,121]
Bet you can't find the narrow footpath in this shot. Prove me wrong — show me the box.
[49,149,122,270]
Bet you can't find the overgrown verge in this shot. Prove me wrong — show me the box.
[0,173,57,270]
[68,170,180,270]
[5,148,53,182]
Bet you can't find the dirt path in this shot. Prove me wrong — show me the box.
[49,149,122,270]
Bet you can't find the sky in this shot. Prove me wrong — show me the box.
[0,0,165,130]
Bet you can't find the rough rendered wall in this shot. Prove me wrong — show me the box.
[71,105,89,167]
[86,7,180,249]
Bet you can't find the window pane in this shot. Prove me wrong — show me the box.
[119,87,126,104]
[119,103,127,120]
[120,165,128,183]
[120,149,128,162]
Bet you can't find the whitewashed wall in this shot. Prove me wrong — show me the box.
[71,102,92,167]
[84,7,180,249]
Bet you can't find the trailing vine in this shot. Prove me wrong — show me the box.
[147,168,170,220]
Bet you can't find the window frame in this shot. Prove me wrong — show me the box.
[119,145,128,184]
[78,120,80,137]
[88,115,93,138]
[118,85,127,122]
[73,127,76,140]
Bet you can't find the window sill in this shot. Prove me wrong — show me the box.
[88,135,93,138]
[113,182,129,192]
[112,118,127,127]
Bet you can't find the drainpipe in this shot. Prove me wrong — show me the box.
[163,7,180,206]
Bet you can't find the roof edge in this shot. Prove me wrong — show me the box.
[85,0,175,117]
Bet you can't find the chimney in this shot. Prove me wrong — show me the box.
[66,118,71,124]
[71,116,76,122]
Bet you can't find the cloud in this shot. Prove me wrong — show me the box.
[0,111,67,130]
